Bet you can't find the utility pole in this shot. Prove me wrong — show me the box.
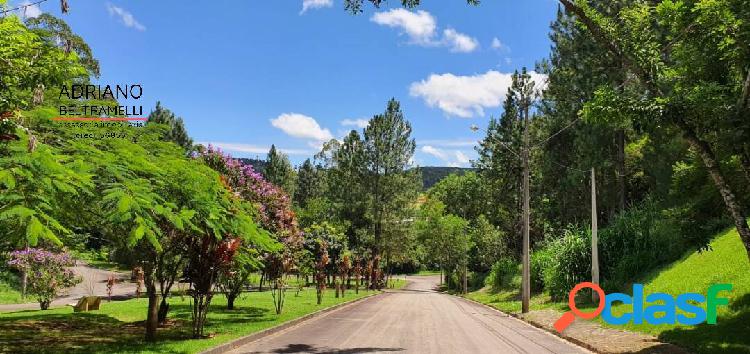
[521,98,531,313]
[463,263,468,294]
[591,168,600,302]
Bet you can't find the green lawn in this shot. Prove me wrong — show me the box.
[0,282,23,305]
[465,226,750,354]
[465,288,569,314]
[604,226,750,354]
[0,285,390,354]
[0,271,23,305]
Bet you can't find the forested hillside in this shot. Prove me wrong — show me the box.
[417,166,473,189]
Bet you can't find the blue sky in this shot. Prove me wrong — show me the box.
[15,0,558,167]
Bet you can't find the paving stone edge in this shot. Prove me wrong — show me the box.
[455,294,690,354]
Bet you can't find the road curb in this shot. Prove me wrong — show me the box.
[200,291,385,354]
[454,295,688,354]
[450,294,598,354]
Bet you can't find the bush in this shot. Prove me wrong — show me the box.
[599,199,686,291]
[533,199,691,300]
[468,271,486,290]
[539,227,591,301]
[531,246,553,293]
[7,248,81,310]
[485,257,519,291]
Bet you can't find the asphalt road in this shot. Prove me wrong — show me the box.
[229,275,589,354]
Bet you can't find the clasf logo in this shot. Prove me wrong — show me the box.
[553,282,732,332]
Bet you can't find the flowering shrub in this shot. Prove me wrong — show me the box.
[198,145,301,244]
[7,248,81,310]
[198,145,303,314]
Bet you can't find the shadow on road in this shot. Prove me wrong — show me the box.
[246,343,403,354]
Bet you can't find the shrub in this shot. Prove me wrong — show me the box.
[599,199,686,291]
[485,257,519,291]
[7,248,81,310]
[539,227,591,301]
[531,246,553,293]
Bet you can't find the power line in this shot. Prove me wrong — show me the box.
[0,0,48,15]
[546,157,589,174]
[531,115,583,149]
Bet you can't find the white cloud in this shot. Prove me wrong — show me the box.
[443,28,478,53]
[270,113,334,142]
[19,1,42,18]
[418,139,477,148]
[409,70,547,118]
[491,37,510,52]
[371,9,437,45]
[197,142,311,156]
[371,9,480,54]
[340,118,369,129]
[421,145,472,167]
[455,151,471,165]
[421,145,448,160]
[300,0,333,14]
[106,3,146,31]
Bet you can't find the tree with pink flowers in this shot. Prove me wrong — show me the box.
[7,248,81,310]
[198,145,303,313]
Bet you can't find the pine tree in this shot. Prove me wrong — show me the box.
[264,145,297,196]
[147,102,194,151]
[295,158,323,207]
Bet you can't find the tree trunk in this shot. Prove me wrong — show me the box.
[740,153,750,185]
[21,243,28,298]
[676,118,750,259]
[227,295,236,310]
[615,129,626,212]
[20,269,27,299]
[258,271,265,291]
[145,285,160,342]
[334,273,339,298]
[370,252,380,290]
[157,297,170,324]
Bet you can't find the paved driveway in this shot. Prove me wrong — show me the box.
[0,262,136,312]
[229,275,589,354]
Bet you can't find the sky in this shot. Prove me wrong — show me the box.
[13,0,559,167]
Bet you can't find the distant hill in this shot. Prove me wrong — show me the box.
[233,159,471,190]
[417,166,474,189]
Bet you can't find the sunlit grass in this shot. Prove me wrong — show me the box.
[0,271,23,305]
[466,227,750,354]
[0,286,383,354]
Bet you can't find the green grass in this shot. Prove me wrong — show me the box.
[465,288,569,314]
[466,226,750,354]
[0,271,23,305]
[603,226,750,354]
[0,286,382,354]
[0,282,23,305]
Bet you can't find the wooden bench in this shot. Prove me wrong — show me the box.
[68,296,102,312]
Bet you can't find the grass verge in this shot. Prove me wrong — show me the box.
[0,286,385,354]
[465,227,750,354]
